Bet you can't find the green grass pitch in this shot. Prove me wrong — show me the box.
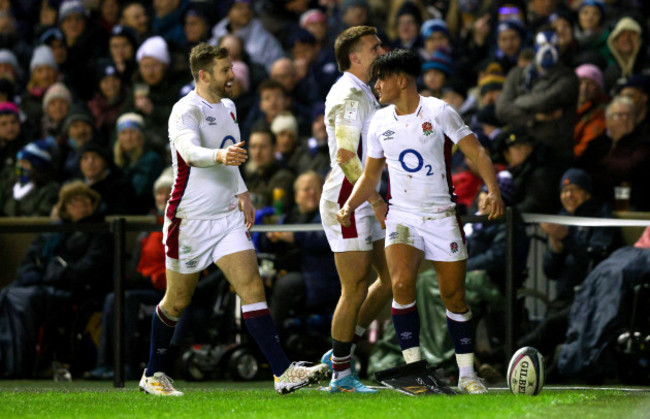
[1,380,649,419]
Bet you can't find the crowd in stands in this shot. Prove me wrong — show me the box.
[0,0,649,380]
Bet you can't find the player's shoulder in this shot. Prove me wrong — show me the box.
[372,105,394,121]
[420,95,447,112]
[326,74,367,104]
[220,98,236,112]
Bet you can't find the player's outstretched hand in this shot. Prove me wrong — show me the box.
[238,193,255,229]
[482,191,505,220]
[336,204,352,227]
[217,141,248,166]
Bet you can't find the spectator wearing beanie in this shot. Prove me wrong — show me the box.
[489,19,526,75]
[77,141,136,215]
[40,82,73,140]
[270,112,306,174]
[574,64,606,158]
[0,101,27,200]
[478,73,505,106]
[39,27,68,68]
[418,18,452,61]
[119,1,151,39]
[299,9,330,49]
[183,6,211,48]
[3,138,60,217]
[21,45,60,134]
[108,25,140,86]
[87,59,127,144]
[113,112,163,214]
[549,11,579,67]
[0,49,23,85]
[55,105,97,183]
[58,0,109,101]
[421,48,453,98]
[574,0,610,67]
[121,35,181,152]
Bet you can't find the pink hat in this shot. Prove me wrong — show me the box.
[300,9,327,28]
[575,64,603,91]
[231,60,250,93]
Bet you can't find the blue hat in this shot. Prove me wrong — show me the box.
[39,27,64,46]
[422,48,453,76]
[497,19,526,40]
[559,168,591,193]
[17,139,55,169]
[617,74,649,95]
[288,28,316,48]
[421,18,449,38]
[483,170,515,205]
[579,0,605,16]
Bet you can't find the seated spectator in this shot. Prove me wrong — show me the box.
[77,141,136,215]
[209,0,284,73]
[183,4,211,48]
[21,45,60,134]
[242,79,291,142]
[270,112,307,174]
[259,171,340,336]
[574,64,607,158]
[269,56,315,133]
[549,10,578,67]
[604,16,644,95]
[121,36,183,152]
[418,19,451,62]
[87,60,128,144]
[2,138,59,217]
[54,106,96,182]
[492,127,562,214]
[40,82,73,140]
[519,168,621,361]
[420,48,453,98]
[242,126,295,212]
[489,19,525,76]
[112,113,163,214]
[301,103,331,177]
[107,25,140,87]
[391,2,424,51]
[0,181,113,377]
[573,0,609,67]
[38,28,68,69]
[0,49,23,89]
[577,96,650,210]
[0,102,27,198]
[119,1,150,40]
[299,8,331,50]
[616,74,649,137]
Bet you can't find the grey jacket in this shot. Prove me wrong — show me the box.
[496,64,579,162]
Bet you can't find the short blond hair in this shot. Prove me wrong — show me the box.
[334,26,377,72]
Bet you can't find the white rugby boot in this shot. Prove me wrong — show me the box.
[139,370,184,396]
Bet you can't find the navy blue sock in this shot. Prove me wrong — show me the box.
[242,302,290,377]
[146,304,178,377]
[446,309,474,354]
[391,300,420,350]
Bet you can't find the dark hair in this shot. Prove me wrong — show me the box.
[371,48,421,81]
[189,43,229,82]
[249,124,276,145]
[257,79,287,96]
[334,25,377,72]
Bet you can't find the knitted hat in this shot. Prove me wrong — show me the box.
[578,0,605,16]
[42,82,72,111]
[476,105,503,127]
[231,60,250,92]
[96,58,119,82]
[342,0,369,12]
[497,19,526,40]
[17,139,55,169]
[30,45,58,72]
[482,170,515,205]
[479,73,506,95]
[136,36,170,65]
[153,166,173,192]
[39,27,64,46]
[58,0,87,22]
[110,25,139,49]
[0,49,22,78]
[288,28,317,48]
[616,74,649,95]
[421,18,449,38]
[575,63,604,91]
[299,9,327,28]
[271,113,298,136]
[64,105,94,131]
[559,168,591,193]
[116,112,144,132]
[79,141,112,165]
[0,101,19,116]
[422,48,453,76]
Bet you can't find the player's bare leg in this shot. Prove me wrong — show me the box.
[433,259,487,394]
[355,239,393,333]
[140,270,198,396]
[386,243,424,363]
[218,250,328,394]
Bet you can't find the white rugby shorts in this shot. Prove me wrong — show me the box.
[384,208,468,262]
[163,210,255,274]
[320,199,385,252]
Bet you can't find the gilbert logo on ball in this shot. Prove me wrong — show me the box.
[507,346,545,396]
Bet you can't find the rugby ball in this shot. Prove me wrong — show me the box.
[507,346,545,396]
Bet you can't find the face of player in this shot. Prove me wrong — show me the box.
[295,174,322,214]
[139,57,166,86]
[374,74,401,105]
[155,186,171,213]
[497,29,521,57]
[249,132,274,168]
[118,128,143,152]
[80,152,108,183]
[560,184,590,214]
[354,34,384,75]
[110,36,134,64]
[205,57,235,101]
[65,194,94,222]
[260,88,288,121]
[578,6,601,31]
[0,114,20,142]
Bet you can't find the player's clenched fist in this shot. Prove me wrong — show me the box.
[336,204,352,227]
[216,141,248,165]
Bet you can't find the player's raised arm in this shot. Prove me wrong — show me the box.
[457,134,504,220]
[337,156,386,227]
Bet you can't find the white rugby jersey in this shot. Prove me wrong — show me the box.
[322,72,380,206]
[166,90,247,220]
[367,95,473,215]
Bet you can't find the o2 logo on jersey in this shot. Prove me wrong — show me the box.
[399,149,434,176]
[220,135,236,148]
